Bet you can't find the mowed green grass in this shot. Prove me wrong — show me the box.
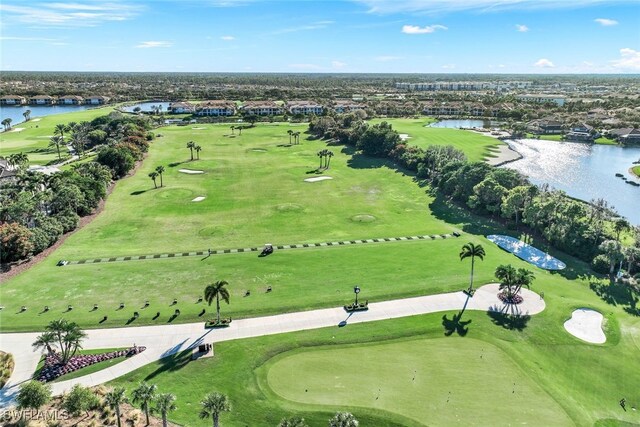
[632,165,640,177]
[369,118,503,162]
[0,107,115,165]
[266,338,572,426]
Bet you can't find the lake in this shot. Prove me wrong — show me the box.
[429,119,500,129]
[0,104,93,127]
[502,138,640,225]
[121,101,172,113]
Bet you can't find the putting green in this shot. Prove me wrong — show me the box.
[265,338,573,426]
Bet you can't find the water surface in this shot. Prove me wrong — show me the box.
[0,104,92,126]
[429,119,500,129]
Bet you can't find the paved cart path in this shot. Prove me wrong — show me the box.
[0,284,544,408]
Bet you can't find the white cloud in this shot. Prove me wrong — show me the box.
[135,41,173,49]
[441,64,456,69]
[594,18,618,26]
[0,2,143,27]
[375,55,403,61]
[354,0,637,14]
[272,21,334,34]
[402,24,447,34]
[0,36,61,41]
[515,24,529,32]
[332,60,347,69]
[534,58,555,68]
[610,48,640,71]
[221,35,235,40]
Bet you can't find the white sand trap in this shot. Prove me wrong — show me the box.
[564,308,606,344]
[179,169,204,174]
[10,127,25,132]
[192,196,206,202]
[304,176,333,183]
[31,118,41,122]
[399,133,411,141]
[191,127,206,130]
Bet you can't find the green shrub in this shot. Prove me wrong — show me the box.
[591,254,610,274]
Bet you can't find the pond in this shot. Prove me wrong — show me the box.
[0,104,93,127]
[121,101,172,113]
[428,119,500,129]
[502,138,640,225]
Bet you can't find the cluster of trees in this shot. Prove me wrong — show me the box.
[308,115,640,274]
[33,319,87,364]
[0,112,156,264]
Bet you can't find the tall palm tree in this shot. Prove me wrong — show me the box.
[204,281,230,324]
[230,125,235,135]
[149,171,159,189]
[105,387,127,427]
[54,123,67,143]
[317,150,324,169]
[156,166,165,187]
[294,131,301,144]
[131,382,157,425]
[154,393,176,427]
[23,110,31,121]
[199,392,231,427]
[195,145,202,160]
[287,129,293,144]
[329,412,359,427]
[49,135,64,160]
[459,243,485,295]
[187,141,196,161]
[326,151,334,169]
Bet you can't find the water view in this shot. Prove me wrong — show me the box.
[502,138,640,224]
[429,119,500,129]
[121,101,172,113]
[0,104,92,127]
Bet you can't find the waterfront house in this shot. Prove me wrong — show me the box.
[195,100,236,116]
[0,95,26,105]
[286,101,324,115]
[608,128,640,144]
[168,101,195,114]
[29,95,55,105]
[526,118,564,134]
[240,101,283,116]
[85,95,110,105]
[58,95,84,105]
[333,100,365,113]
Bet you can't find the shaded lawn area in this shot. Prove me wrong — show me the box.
[33,347,127,383]
[369,117,503,162]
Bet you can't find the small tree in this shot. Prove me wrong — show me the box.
[63,384,98,417]
[156,165,165,187]
[187,141,196,161]
[105,387,127,427]
[131,382,157,425]
[204,280,230,324]
[149,171,159,189]
[199,392,231,427]
[154,393,177,427]
[195,145,202,160]
[23,109,32,121]
[329,412,359,427]
[279,416,309,427]
[16,381,51,414]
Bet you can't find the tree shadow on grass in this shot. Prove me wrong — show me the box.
[346,152,394,170]
[168,161,187,167]
[487,310,531,331]
[442,312,472,336]
[130,190,147,196]
[590,279,639,316]
[143,333,212,381]
[429,192,505,237]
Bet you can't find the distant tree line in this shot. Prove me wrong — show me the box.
[309,114,640,274]
[0,112,154,264]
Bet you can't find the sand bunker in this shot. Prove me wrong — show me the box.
[564,309,606,344]
[399,133,411,141]
[31,118,41,122]
[191,127,206,130]
[179,169,204,174]
[10,127,25,132]
[304,176,333,183]
[192,196,206,202]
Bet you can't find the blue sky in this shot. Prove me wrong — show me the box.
[1,0,639,73]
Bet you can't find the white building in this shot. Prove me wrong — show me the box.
[516,94,566,107]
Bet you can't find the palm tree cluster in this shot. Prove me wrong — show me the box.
[186,140,203,161]
[494,264,535,303]
[6,152,29,169]
[287,129,301,144]
[316,149,334,170]
[32,319,87,364]
[1,117,12,131]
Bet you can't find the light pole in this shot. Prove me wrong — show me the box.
[354,286,360,306]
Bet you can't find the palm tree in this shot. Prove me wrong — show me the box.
[131,382,157,425]
[317,150,324,169]
[237,126,243,135]
[294,131,301,144]
[513,268,535,296]
[105,387,127,427]
[459,243,485,295]
[156,166,165,187]
[2,118,13,131]
[329,412,359,427]
[495,264,517,300]
[279,416,309,427]
[204,280,230,324]
[49,135,64,160]
[230,125,235,135]
[54,123,67,143]
[613,218,630,241]
[8,152,29,169]
[42,318,87,363]
[326,150,334,169]
[199,392,231,427]
[187,141,196,161]
[287,129,293,144]
[149,171,159,189]
[23,110,31,121]
[154,393,176,427]
[195,145,202,160]
[32,331,56,355]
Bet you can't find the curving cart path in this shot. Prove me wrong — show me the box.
[0,284,544,408]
